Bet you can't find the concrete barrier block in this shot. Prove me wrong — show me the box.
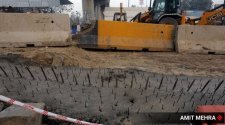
[0,13,72,48]
[81,20,175,51]
[176,25,225,54]
[0,103,45,125]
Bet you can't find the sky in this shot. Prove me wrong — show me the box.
[70,0,224,15]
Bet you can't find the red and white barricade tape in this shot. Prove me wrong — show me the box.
[0,95,103,125]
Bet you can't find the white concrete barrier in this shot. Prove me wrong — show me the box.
[0,13,71,47]
[176,25,225,54]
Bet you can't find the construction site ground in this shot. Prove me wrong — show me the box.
[1,45,225,124]
[0,45,224,77]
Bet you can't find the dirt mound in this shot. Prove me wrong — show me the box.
[0,46,225,76]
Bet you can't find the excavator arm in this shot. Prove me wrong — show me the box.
[130,11,153,23]
[198,3,225,25]
[188,1,225,25]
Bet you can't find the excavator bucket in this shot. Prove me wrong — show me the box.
[79,20,176,51]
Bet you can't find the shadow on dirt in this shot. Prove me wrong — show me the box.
[0,54,39,66]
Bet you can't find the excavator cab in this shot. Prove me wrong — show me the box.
[151,0,181,24]
[152,0,181,25]
[131,0,182,25]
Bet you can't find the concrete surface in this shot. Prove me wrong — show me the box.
[0,13,71,48]
[82,0,110,20]
[0,62,225,124]
[176,25,225,54]
[0,103,45,125]
[104,7,148,21]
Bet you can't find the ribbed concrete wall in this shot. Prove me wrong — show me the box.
[0,13,71,48]
[0,62,225,124]
[176,25,225,54]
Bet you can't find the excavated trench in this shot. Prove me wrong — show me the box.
[0,55,225,125]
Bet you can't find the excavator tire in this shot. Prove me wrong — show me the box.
[0,62,224,124]
[159,17,178,26]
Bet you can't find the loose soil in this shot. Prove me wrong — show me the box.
[0,46,224,77]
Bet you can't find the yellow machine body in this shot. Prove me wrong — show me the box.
[96,20,175,51]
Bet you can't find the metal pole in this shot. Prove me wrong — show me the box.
[120,3,123,21]
[128,0,130,7]
[150,0,152,7]
[28,0,31,7]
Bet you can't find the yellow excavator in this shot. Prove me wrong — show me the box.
[130,0,225,25]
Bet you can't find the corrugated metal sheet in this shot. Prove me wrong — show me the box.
[0,0,61,7]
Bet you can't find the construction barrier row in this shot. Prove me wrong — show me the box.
[0,13,71,47]
[0,95,102,125]
[80,20,225,54]
[0,14,224,54]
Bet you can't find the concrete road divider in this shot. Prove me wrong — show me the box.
[0,13,72,48]
[176,25,225,54]
[80,20,176,51]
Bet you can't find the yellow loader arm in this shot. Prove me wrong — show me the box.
[198,9,225,25]
[189,4,225,25]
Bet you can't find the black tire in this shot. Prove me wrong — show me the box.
[159,17,179,26]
